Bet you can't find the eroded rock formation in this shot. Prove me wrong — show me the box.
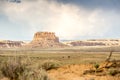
[0,40,24,48]
[62,39,120,47]
[32,32,59,43]
[28,32,66,48]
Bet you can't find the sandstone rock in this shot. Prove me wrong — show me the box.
[62,39,120,47]
[0,40,24,48]
[28,32,66,48]
[32,32,59,43]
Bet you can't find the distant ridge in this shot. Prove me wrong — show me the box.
[0,40,24,48]
[1,32,120,48]
[62,39,120,47]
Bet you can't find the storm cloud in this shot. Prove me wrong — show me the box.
[0,0,120,40]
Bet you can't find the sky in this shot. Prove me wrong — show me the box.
[0,0,120,40]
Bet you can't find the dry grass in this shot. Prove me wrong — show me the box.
[0,57,50,80]
[0,48,120,80]
[48,63,120,80]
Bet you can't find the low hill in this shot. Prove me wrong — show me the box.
[0,40,25,48]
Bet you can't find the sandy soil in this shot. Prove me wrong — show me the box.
[48,64,120,80]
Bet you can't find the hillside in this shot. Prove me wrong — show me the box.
[62,39,120,47]
[0,40,25,48]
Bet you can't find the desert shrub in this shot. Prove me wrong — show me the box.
[42,60,60,71]
[94,63,100,74]
[0,57,50,80]
[108,68,118,76]
[68,56,70,58]
[20,68,50,80]
[94,63,100,70]
[1,57,25,80]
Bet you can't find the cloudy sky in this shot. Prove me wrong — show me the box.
[0,0,120,40]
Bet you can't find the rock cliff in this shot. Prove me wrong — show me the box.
[32,32,59,43]
[28,32,66,48]
[0,40,25,48]
[62,39,120,47]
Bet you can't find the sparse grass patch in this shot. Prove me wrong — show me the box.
[0,50,120,80]
[20,68,50,80]
[1,57,25,80]
[41,60,61,71]
[0,57,50,80]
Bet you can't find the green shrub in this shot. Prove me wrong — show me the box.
[94,63,100,70]
[42,60,60,71]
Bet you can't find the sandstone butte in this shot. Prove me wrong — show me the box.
[27,32,66,48]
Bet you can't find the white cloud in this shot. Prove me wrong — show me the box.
[1,0,119,40]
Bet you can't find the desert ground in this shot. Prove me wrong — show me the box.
[0,47,120,80]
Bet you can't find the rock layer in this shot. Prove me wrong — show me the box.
[29,32,66,48]
[32,32,59,43]
[62,39,120,46]
[0,40,24,48]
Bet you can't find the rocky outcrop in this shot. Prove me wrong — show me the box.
[28,32,66,48]
[62,39,120,47]
[0,40,25,48]
[69,41,105,46]
[32,32,59,43]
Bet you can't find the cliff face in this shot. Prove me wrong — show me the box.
[28,32,66,48]
[0,40,24,48]
[32,32,59,43]
[62,39,120,47]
